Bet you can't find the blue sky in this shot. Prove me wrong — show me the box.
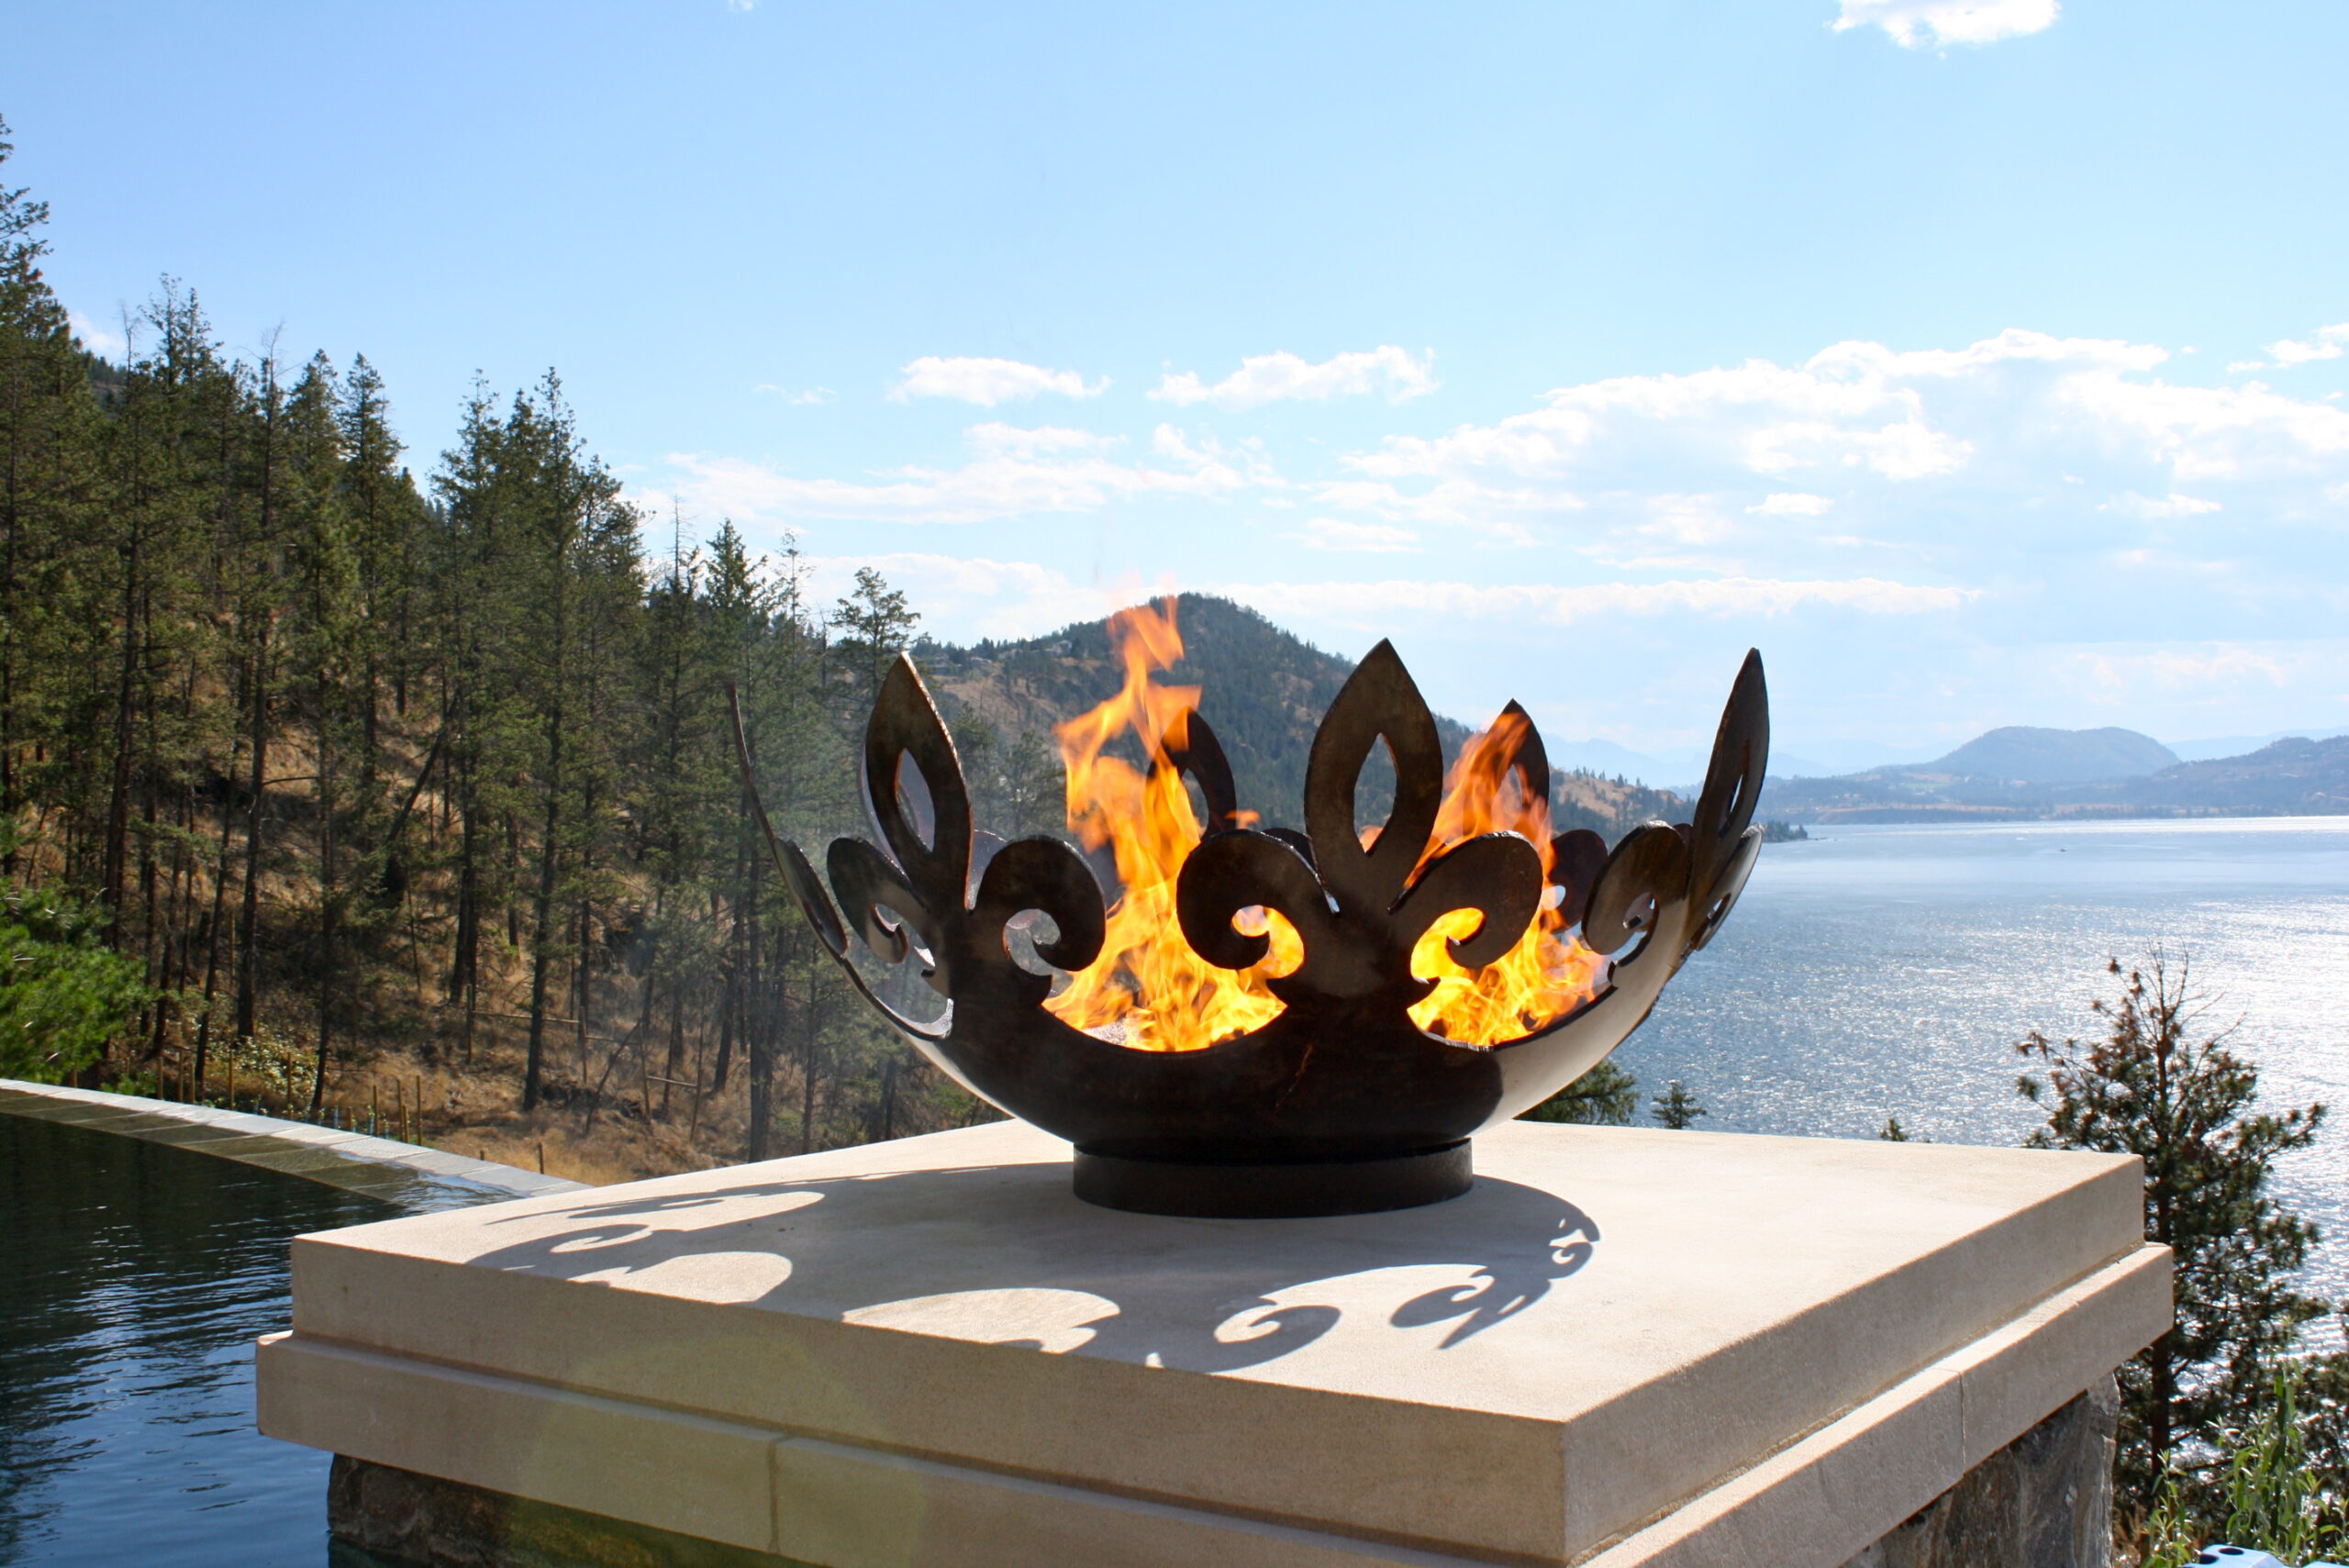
[7,0,2346,772]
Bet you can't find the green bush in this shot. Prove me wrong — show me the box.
[0,885,149,1082]
[2141,1372,2349,1567]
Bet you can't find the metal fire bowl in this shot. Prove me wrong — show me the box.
[736,641,1766,1218]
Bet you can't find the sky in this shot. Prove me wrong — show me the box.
[6,0,2347,773]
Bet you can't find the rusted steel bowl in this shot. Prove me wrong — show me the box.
[737,641,1766,1218]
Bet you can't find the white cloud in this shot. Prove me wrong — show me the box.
[2100,492,2222,519]
[1640,495,1737,546]
[644,421,1250,527]
[963,423,1121,458]
[2065,372,2349,482]
[2054,643,2297,698]
[631,319,2349,750]
[1289,517,1421,554]
[1748,492,1834,517]
[2238,323,2349,372]
[69,310,126,359]
[1152,346,1437,410]
[1219,575,1975,628]
[1344,339,2016,493]
[1320,328,2349,547]
[753,384,833,405]
[1834,0,2058,49]
[1314,477,1569,535]
[891,356,1108,406]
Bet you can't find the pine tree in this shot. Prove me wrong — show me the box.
[998,728,1063,840]
[828,566,918,714]
[1652,1079,1706,1129]
[2018,949,2329,1517]
[1521,1058,1640,1125]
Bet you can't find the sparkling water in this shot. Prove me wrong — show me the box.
[1615,817,2349,1303]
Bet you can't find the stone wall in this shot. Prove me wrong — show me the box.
[327,1455,816,1568]
[330,1378,2121,1568]
[1840,1379,2120,1568]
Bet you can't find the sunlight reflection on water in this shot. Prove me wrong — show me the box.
[1614,817,2349,1303]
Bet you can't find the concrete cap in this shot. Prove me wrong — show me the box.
[269,1118,2167,1562]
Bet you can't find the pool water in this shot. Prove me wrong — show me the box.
[0,1112,398,1567]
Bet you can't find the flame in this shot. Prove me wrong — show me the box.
[1045,600,1300,1051]
[1041,601,1603,1051]
[1403,711,1609,1044]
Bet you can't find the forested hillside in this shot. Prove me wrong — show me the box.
[0,122,1677,1180]
[0,121,950,1175]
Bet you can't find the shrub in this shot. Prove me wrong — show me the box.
[0,884,148,1082]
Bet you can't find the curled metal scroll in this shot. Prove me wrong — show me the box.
[733,642,1768,1171]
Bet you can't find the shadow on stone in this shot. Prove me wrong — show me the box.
[451,1161,1602,1372]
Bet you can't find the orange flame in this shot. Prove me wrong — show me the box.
[1042,601,1603,1051]
[1046,601,1299,1051]
[1404,711,1608,1043]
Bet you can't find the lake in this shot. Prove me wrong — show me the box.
[1614,816,2349,1304]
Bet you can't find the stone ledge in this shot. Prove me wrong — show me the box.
[260,1119,2170,1565]
[0,1078,584,1207]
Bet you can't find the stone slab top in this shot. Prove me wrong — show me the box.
[283,1118,2156,1561]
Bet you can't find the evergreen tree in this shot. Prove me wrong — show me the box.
[997,728,1063,840]
[1521,1058,1640,1125]
[1652,1079,1706,1129]
[2018,949,2329,1517]
[828,565,918,713]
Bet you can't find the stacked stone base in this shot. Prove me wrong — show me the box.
[328,1454,809,1568]
[328,1381,2121,1568]
[1840,1380,2118,1568]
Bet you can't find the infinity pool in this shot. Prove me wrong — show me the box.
[0,1110,399,1566]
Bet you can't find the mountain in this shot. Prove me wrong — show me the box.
[1924,727,2177,784]
[2125,736,2349,813]
[2165,726,2349,762]
[1758,734,2349,823]
[918,595,1687,841]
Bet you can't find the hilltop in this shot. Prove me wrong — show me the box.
[1924,726,2177,784]
[917,595,1687,840]
[1760,730,2349,824]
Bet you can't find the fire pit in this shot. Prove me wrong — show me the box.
[737,605,1767,1218]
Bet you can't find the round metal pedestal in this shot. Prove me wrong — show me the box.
[1071,1140,1473,1218]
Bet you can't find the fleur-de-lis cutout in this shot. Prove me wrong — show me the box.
[1176,642,1546,1001]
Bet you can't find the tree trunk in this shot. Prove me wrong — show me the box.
[101,522,140,929]
[521,715,562,1111]
[192,740,237,1087]
[234,631,271,1043]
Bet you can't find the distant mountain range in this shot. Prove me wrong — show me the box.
[1758,728,2349,824]
[914,595,2346,830]
[2166,726,2349,762]
[1553,721,2349,808]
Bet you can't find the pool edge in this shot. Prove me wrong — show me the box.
[0,1077,589,1206]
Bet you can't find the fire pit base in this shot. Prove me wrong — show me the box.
[258,1119,2171,1568]
[1070,1140,1472,1218]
